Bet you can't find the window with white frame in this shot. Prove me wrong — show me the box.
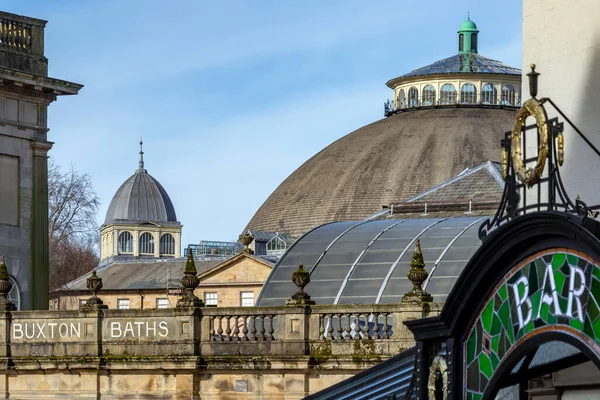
[118,231,133,253]
[422,85,436,106]
[440,83,457,105]
[204,292,218,306]
[160,233,175,255]
[156,298,169,309]
[240,291,254,307]
[117,298,130,309]
[139,232,155,254]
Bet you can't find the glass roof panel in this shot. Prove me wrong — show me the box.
[257,217,486,306]
[394,53,521,80]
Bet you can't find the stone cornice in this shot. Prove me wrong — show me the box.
[0,66,82,95]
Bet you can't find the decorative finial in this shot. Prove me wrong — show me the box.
[81,270,108,311]
[138,138,145,171]
[286,264,315,305]
[402,239,433,304]
[0,256,16,311]
[527,64,540,99]
[176,247,204,308]
[239,232,254,254]
[467,11,470,20]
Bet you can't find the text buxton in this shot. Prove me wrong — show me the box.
[12,321,169,339]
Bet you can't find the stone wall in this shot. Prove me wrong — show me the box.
[0,302,441,399]
[523,0,600,206]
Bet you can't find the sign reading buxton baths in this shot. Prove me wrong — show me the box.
[11,319,170,340]
[464,249,600,399]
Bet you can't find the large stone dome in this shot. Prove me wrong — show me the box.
[104,169,177,224]
[245,107,515,237]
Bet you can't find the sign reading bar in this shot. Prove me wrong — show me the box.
[464,250,600,399]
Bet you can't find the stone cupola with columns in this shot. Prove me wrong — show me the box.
[384,16,522,115]
[100,141,182,261]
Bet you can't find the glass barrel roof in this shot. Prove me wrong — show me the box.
[256,216,487,306]
[391,53,521,81]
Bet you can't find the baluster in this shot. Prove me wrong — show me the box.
[334,313,343,340]
[353,314,361,339]
[0,22,5,45]
[362,313,370,339]
[326,314,334,340]
[344,313,351,340]
[209,316,215,341]
[224,316,232,341]
[267,315,275,341]
[231,315,239,341]
[249,316,256,340]
[382,313,389,339]
[372,312,380,339]
[257,316,265,340]
[217,316,224,341]
[319,314,325,340]
[242,315,249,341]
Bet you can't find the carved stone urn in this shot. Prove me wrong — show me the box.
[287,264,315,305]
[0,256,15,311]
[402,239,433,304]
[176,247,204,308]
[239,232,254,254]
[81,270,108,311]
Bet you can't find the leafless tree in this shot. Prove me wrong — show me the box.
[48,159,100,289]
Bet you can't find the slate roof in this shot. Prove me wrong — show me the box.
[104,169,178,224]
[386,53,521,86]
[245,108,515,237]
[55,254,275,293]
[56,258,220,292]
[404,161,504,203]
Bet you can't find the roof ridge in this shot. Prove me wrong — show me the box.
[406,161,496,203]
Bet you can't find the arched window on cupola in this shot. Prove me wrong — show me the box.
[422,85,436,106]
[481,83,497,104]
[501,84,516,106]
[440,84,457,105]
[460,83,477,104]
[118,231,133,253]
[408,86,419,107]
[160,233,175,256]
[139,232,155,254]
[398,89,406,109]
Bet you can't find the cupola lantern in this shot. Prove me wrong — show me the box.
[458,15,479,54]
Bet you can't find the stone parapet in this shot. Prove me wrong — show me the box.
[0,302,442,398]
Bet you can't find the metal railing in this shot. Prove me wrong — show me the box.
[384,96,522,116]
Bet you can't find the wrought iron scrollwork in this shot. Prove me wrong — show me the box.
[479,65,600,241]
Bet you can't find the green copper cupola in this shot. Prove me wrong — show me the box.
[458,16,479,54]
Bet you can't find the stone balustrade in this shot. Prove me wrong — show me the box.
[0,11,48,75]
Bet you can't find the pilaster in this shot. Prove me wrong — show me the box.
[30,140,52,310]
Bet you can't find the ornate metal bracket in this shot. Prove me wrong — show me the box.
[480,65,600,240]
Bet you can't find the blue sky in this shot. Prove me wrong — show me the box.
[4,0,522,247]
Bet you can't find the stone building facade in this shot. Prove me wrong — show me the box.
[0,11,82,310]
[52,252,274,310]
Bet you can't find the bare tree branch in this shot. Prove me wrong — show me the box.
[48,159,100,290]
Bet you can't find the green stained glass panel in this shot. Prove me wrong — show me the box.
[490,314,502,336]
[570,317,584,331]
[552,253,566,270]
[554,270,566,295]
[482,299,494,332]
[499,284,507,301]
[491,335,500,354]
[593,266,600,282]
[479,353,492,379]
[467,328,477,364]
[567,254,578,265]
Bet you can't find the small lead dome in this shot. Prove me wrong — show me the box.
[104,140,177,224]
